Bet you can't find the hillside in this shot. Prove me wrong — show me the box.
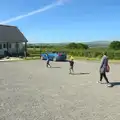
[28,41,111,48]
[83,41,111,48]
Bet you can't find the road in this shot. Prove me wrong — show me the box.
[0,60,120,120]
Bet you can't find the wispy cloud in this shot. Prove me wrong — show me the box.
[0,0,66,24]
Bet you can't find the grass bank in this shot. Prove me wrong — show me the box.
[72,56,120,63]
[25,56,120,63]
[5,56,119,63]
[24,56,40,60]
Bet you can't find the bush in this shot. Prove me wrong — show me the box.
[29,54,40,57]
[66,42,89,49]
[28,48,120,60]
[27,42,120,60]
[109,41,120,50]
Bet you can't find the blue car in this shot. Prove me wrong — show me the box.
[40,52,67,61]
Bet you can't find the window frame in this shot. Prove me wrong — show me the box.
[3,43,6,48]
[0,44,2,49]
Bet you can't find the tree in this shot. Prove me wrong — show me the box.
[67,42,77,49]
[109,41,120,50]
[77,43,89,49]
[66,42,89,49]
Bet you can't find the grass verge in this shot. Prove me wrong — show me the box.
[24,57,40,60]
[1,56,120,63]
[73,56,120,63]
[27,56,120,63]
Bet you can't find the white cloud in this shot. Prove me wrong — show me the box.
[0,0,66,24]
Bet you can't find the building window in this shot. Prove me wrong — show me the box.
[3,43,6,48]
[0,44,2,49]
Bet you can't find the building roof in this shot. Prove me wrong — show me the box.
[0,24,28,43]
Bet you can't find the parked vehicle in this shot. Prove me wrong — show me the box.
[40,52,67,61]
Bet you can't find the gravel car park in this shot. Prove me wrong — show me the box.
[0,60,120,120]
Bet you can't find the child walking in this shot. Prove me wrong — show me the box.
[46,54,51,68]
[69,58,74,74]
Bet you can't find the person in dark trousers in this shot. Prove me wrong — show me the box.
[69,59,74,74]
[98,52,111,86]
[46,54,51,68]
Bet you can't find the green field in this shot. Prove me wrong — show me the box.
[27,47,120,61]
[26,41,120,61]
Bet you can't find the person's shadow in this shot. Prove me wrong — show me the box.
[71,72,90,75]
[110,82,120,87]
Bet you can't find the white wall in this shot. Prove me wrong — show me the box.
[9,43,24,53]
[0,42,25,55]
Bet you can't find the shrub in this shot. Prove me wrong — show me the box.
[27,44,120,60]
[109,41,120,50]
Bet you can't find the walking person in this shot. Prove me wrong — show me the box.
[98,52,111,87]
[46,54,51,68]
[69,58,74,74]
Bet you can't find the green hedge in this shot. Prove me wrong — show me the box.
[27,48,120,60]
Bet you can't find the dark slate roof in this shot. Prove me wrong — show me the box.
[0,24,28,42]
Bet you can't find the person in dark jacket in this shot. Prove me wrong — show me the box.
[98,52,111,86]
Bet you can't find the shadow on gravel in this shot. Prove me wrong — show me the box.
[110,82,120,86]
[71,73,90,75]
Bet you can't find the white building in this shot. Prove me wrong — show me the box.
[0,24,28,57]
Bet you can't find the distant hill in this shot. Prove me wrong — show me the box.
[83,41,111,48]
[28,41,112,48]
[28,43,69,46]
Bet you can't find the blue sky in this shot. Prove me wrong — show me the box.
[0,0,120,43]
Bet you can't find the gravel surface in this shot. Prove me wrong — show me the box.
[0,60,120,120]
